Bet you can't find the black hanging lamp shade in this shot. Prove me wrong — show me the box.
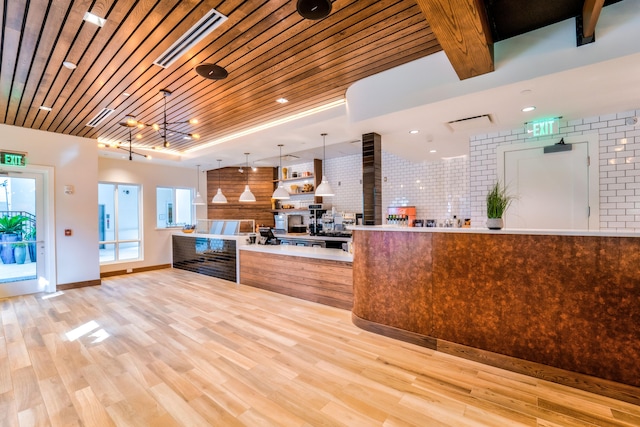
[296,0,332,20]
[195,63,228,80]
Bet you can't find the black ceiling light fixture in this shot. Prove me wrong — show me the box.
[125,89,200,148]
[115,121,150,161]
[296,0,332,20]
[195,63,229,80]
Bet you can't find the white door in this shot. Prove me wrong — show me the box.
[0,171,47,298]
[501,138,594,230]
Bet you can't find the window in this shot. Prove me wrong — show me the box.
[156,187,194,228]
[99,183,142,263]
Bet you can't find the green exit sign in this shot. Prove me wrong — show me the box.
[526,119,559,137]
[0,151,27,167]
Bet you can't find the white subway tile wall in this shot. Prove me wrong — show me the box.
[381,151,470,223]
[469,108,640,231]
[325,154,363,214]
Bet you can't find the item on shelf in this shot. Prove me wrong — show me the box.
[282,167,288,180]
[290,184,299,193]
[302,183,314,192]
[292,172,298,178]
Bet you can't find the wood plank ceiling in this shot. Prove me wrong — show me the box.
[0,0,440,155]
[0,0,614,157]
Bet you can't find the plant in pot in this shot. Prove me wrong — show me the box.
[24,226,36,262]
[0,214,28,264]
[12,242,27,264]
[486,182,514,230]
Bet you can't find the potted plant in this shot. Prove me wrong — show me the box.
[0,214,28,264]
[12,242,27,264]
[486,182,514,230]
[24,226,36,262]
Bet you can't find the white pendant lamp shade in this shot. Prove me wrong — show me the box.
[212,160,228,203]
[272,144,290,200]
[315,133,334,197]
[192,165,206,205]
[239,153,256,202]
[212,188,227,203]
[239,184,256,202]
[272,182,290,199]
[315,175,334,196]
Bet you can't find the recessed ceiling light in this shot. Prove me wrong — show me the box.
[62,61,77,70]
[409,130,419,134]
[39,106,52,112]
[83,12,106,27]
[429,149,437,153]
[276,98,288,104]
[522,106,536,112]
[122,92,130,97]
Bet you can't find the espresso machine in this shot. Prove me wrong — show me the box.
[308,204,326,236]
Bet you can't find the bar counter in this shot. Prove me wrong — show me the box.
[350,225,640,404]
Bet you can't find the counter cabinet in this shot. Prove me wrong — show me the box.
[352,228,640,404]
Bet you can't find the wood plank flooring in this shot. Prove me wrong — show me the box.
[1,268,639,426]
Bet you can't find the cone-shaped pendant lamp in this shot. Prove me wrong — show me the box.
[212,159,228,203]
[239,153,256,202]
[315,133,334,196]
[272,144,290,200]
[192,164,206,205]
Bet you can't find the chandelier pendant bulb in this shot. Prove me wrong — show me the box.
[212,159,228,203]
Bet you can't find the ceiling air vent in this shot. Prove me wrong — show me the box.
[86,108,115,127]
[154,9,228,69]
[447,114,493,132]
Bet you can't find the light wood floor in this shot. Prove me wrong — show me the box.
[1,269,639,427]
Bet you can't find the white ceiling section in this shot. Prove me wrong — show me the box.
[187,0,640,168]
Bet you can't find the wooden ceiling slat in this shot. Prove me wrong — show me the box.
[0,1,28,123]
[4,0,50,125]
[415,0,494,80]
[44,0,188,133]
[12,0,73,128]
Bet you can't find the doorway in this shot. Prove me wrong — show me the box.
[498,134,599,230]
[0,169,50,298]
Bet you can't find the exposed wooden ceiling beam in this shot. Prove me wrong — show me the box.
[581,0,605,42]
[415,0,494,80]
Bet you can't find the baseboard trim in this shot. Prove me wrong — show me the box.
[351,313,640,406]
[100,264,171,278]
[57,279,101,290]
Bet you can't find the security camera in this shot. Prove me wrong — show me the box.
[625,117,638,126]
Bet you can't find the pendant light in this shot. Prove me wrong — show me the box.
[315,133,334,196]
[272,144,290,200]
[212,159,228,203]
[239,153,256,202]
[192,164,205,205]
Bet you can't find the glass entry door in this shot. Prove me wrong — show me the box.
[0,171,45,298]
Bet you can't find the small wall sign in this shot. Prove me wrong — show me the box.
[0,151,27,167]
[526,119,559,138]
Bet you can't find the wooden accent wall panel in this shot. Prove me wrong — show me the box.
[239,250,353,309]
[362,132,382,225]
[206,167,277,228]
[352,229,640,392]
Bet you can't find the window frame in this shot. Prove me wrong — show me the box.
[98,182,143,264]
[155,186,196,229]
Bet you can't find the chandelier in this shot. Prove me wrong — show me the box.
[125,89,200,148]
[111,121,150,161]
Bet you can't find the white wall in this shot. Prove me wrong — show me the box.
[0,123,99,286]
[98,157,201,273]
[469,108,640,231]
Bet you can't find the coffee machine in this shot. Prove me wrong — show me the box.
[308,204,326,236]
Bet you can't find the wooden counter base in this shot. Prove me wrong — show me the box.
[352,229,640,404]
[352,312,640,406]
[239,250,353,309]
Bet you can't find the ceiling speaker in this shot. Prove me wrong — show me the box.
[297,0,332,20]
[195,64,228,80]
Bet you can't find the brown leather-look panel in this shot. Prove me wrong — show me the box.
[352,229,640,388]
[352,230,433,336]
